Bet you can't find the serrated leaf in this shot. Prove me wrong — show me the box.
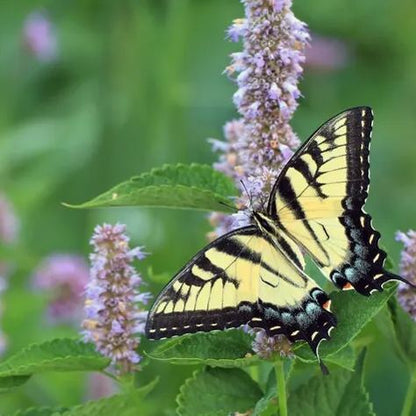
[61,379,158,416]
[176,367,262,416]
[254,348,354,416]
[295,285,396,362]
[374,303,406,364]
[288,350,374,416]
[147,330,258,368]
[323,345,356,371]
[67,164,238,213]
[13,406,68,416]
[336,351,375,416]
[0,339,109,389]
[253,389,275,416]
[388,297,416,365]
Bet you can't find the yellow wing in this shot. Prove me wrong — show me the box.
[269,107,409,295]
[146,226,335,355]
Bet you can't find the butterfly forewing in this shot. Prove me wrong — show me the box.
[269,107,406,295]
[146,226,335,355]
[146,227,259,339]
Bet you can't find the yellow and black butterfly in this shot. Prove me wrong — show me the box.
[145,107,414,368]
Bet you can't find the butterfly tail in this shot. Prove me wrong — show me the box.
[383,271,416,289]
[319,358,330,376]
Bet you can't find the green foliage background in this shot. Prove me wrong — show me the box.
[0,0,415,415]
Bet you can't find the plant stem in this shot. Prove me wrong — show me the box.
[401,367,416,416]
[249,364,260,383]
[102,370,118,382]
[275,359,287,416]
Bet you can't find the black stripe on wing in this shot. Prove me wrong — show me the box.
[342,107,371,210]
[267,106,373,218]
[145,226,260,340]
[329,212,413,295]
[268,107,414,294]
[146,303,254,340]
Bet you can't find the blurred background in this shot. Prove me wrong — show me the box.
[0,0,415,414]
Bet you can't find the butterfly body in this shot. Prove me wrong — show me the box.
[146,107,414,363]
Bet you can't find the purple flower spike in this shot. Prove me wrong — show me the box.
[227,18,247,42]
[209,0,309,238]
[23,11,58,62]
[32,254,89,324]
[251,329,293,359]
[0,194,18,246]
[209,0,310,357]
[396,230,416,321]
[82,224,150,372]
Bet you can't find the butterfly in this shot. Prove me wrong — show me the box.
[145,107,414,371]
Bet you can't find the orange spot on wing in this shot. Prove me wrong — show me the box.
[322,300,332,311]
[342,282,354,290]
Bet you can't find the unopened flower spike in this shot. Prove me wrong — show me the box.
[396,230,416,321]
[82,223,151,372]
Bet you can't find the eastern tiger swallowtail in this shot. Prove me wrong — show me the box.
[145,107,414,370]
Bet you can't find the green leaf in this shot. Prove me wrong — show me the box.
[388,297,416,366]
[61,379,158,416]
[176,367,263,416]
[252,372,276,416]
[0,375,32,394]
[373,303,406,363]
[323,345,356,371]
[295,284,396,361]
[66,164,238,213]
[147,330,259,368]
[336,351,375,416]
[288,350,375,416]
[0,339,109,389]
[13,406,68,416]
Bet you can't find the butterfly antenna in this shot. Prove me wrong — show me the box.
[240,180,254,212]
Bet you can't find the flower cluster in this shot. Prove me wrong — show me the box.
[251,329,294,359]
[210,0,309,236]
[23,11,57,62]
[396,230,416,321]
[31,254,89,324]
[82,224,150,372]
[0,194,18,246]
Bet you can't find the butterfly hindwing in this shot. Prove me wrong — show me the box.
[269,107,406,295]
[146,226,336,354]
